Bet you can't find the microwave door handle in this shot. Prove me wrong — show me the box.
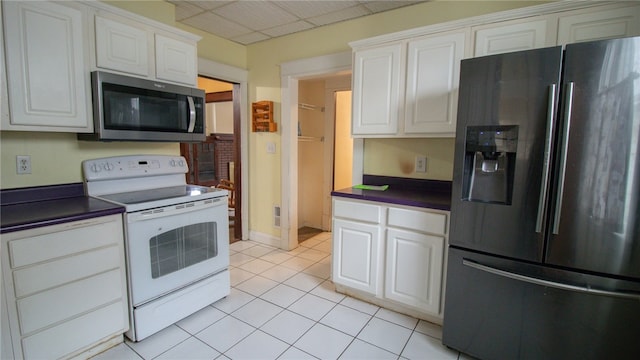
[187,96,196,133]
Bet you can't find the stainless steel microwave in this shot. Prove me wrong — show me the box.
[78,71,205,142]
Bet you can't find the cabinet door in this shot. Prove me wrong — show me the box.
[2,1,91,132]
[404,32,465,135]
[332,218,382,296]
[351,43,403,136]
[155,34,197,86]
[473,19,551,56]
[95,15,150,76]
[557,6,640,45]
[385,228,444,314]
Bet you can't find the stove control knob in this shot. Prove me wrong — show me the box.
[90,163,101,173]
[170,159,177,167]
[103,162,114,171]
[178,159,185,167]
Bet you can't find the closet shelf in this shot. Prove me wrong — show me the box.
[298,136,324,142]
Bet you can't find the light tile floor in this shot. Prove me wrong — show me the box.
[94,233,465,360]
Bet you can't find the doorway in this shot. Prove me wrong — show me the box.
[280,51,362,250]
[181,76,243,243]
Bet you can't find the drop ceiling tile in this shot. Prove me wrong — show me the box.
[191,0,233,11]
[307,4,371,26]
[273,1,359,18]
[169,1,204,21]
[361,0,422,13]
[181,11,251,39]
[262,20,314,38]
[232,32,271,45]
[213,1,298,31]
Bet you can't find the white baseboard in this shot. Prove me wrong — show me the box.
[248,230,282,249]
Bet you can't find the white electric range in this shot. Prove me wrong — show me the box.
[83,155,230,342]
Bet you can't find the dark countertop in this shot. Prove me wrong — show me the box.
[1,183,125,234]
[331,175,452,211]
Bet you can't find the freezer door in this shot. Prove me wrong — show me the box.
[443,247,640,360]
[546,36,640,279]
[450,47,562,262]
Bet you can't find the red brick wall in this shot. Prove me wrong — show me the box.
[213,134,234,182]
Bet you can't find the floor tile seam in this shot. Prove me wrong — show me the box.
[214,325,262,356]
[221,328,291,360]
[356,312,414,357]
[351,315,413,357]
[372,308,421,331]
[316,307,372,339]
[124,341,147,359]
[228,298,286,328]
[337,298,381,317]
[150,334,219,360]
[254,309,313,347]
[280,345,321,360]
[280,289,340,323]
[236,262,278,275]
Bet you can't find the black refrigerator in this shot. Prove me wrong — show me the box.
[443,36,640,360]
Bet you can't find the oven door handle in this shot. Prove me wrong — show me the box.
[127,197,226,223]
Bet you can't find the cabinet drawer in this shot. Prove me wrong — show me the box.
[388,207,447,235]
[13,245,121,298]
[21,301,127,359]
[17,270,124,335]
[8,216,122,268]
[333,199,383,223]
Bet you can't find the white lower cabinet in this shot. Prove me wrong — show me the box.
[1,214,128,359]
[332,197,449,321]
[385,228,444,314]
[332,218,382,296]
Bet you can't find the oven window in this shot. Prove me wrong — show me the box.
[149,222,219,279]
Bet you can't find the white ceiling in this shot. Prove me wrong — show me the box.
[168,0,424,45]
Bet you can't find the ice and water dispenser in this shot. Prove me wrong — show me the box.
[461,126,518,205]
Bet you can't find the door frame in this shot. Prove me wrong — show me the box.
[280,51,363,250]
[198,58,249,241]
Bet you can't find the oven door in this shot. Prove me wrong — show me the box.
[125,196,229,306]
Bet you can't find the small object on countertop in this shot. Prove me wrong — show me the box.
[353,184,389,191]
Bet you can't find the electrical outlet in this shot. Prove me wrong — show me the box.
[415,155,427,173]
[17,155,31,174]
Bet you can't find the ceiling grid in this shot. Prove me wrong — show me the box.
[168,0,424,45]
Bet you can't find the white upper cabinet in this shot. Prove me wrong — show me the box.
[351,43,403,136]
[1,0,200,133]
[557,6,640,45]
[404,31,466,135]
[349,2,639,139]
[155,34,198,85]
[93,13,198,86]
[2,1,92,132]
[95,15,150,77]
[473,18,554,57]
[352,30,466,138]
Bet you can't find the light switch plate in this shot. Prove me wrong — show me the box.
[266,142,276,154]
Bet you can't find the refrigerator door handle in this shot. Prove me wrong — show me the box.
[535,84,557,233]
[552,82,574,234]
[462,259,640,301]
